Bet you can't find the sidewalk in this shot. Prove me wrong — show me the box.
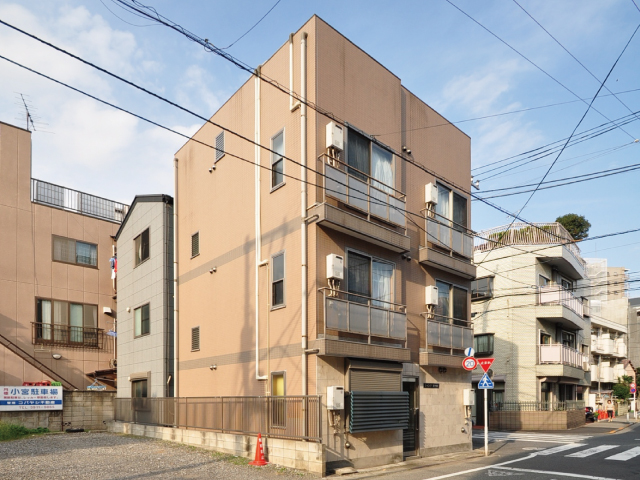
[584,416,638,432]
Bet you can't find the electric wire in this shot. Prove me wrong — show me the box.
[219,0,282,49]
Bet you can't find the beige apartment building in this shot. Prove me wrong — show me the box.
[174,16,476,470]
[0,121,126,390]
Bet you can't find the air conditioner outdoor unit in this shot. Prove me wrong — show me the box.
[326,122,344,151]
[425,285,439,305]
[425,183,438,204]
[326,254,344,280]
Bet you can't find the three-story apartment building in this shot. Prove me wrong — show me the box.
[173,16,475,470]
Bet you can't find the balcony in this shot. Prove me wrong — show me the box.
[600,366,614,383]
[32,322,105,349]
[474,222,585,279]
[419,315,473,368]
[598,335,615,355]
[537,285,585,330]
[313,154,410,252]
[419,216,476,279]
[315,288,411,363]
[31,178,128,224]
[613,339,626,358]
[613,364,626,378]
[538,344,589,371]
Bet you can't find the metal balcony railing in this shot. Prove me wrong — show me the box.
[538,285,584,317]
[31,178,128,223]
[425,215,474,259]
[538,344,589,370]
[32,322,104,349]
[320,154,407,228]
[426,314,473,353]
[320,288,407,344]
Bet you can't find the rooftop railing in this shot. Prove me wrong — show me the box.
[32,322,104,349]
[31,178,128,223]
[320,154,407,229]
[538,285,584,317]
[538,344,589,370]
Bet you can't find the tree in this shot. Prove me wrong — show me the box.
[613,382,631,402]
[556,214,591,241]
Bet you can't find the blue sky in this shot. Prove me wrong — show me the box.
[0,0,638,284]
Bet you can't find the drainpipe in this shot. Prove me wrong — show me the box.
[289,34,300,111]
[173,157,179,399]
[255,65,268,382]
[300,32,308,399]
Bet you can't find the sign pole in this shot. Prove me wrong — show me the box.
[484,388,488,456]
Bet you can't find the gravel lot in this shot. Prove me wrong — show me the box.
[0,432,308,479]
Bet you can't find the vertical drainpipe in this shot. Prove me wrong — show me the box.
[300,32,308,401]
[173,157,179,399]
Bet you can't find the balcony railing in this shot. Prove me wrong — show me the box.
[320,154,406,228]
[31,179,128,223]
[320,288,407,344]
[32,322,104,349]
[426,215,473,259]
[426,315,473,353]
[538,344,589,370]
[538,285,583,317]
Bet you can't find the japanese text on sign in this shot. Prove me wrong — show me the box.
[0,386,63,411]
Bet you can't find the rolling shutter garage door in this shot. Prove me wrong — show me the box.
[347,360,409,433]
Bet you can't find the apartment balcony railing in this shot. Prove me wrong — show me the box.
[321,288,407,345]
[474,222,585,270]
[538,285,583,317]
[538,344,589,371]
[31,178,128,223]
[426,315,473,353]
[425,215,473,259]
[613,364,626,378]
[598,336,615,355]
[600,366,614,383]
[32,322,104,349]
[613,339,626,357]
[320,154,406,229]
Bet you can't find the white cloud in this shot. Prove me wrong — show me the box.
[175,64,223,115]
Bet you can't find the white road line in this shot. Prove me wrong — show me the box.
[566,445,619,458]
[537,443,587,455]
[493,467,622,480]
[605,446,640,461]
[419,453,537,480]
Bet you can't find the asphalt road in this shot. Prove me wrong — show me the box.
[344,422,640,480]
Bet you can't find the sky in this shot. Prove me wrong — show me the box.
[0,0,639,286]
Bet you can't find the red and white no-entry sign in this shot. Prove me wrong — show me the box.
[462,357,477,371]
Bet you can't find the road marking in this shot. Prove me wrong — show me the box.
[487,470,523,476]
[605,446,640,461]
[473,432,592,444]
[566,445,619,458]
[419,453,537,480]
[537,443,587,455]
[492,467,621,480]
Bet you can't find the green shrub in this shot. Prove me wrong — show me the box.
[0,422,49,441]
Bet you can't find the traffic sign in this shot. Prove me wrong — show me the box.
[478,373,494,389]
[462,356,478,371]
[464,347,475,357]
[631,383,636,394]
[477,358,494,373]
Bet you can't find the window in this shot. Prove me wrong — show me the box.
[346,251,393,307]
[538,275,550,287]
[271,130,285,189]
[346,128,394,193]
[272,252,285,307]
[435,280,468,325]
[561,331,575,349]
[52,235,97,267]
[474,334,494,356]
[271,372,286,428]
[541,382,551,403]
[191,326,200,351]
[540,333,552,345]
[132,379,148,398]
[215,131,225,162]
[191,232,200,258]
[134,228,150,266]
[134,303,150,337]
[471,277,493,300]
[435,183,468,232]
[35,299,98,347]
[560,278,572,290]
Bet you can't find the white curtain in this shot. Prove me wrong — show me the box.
[53,301,67,342]
[70,304,83,343]
[372,260,393,308]
[371,144,393,194]
[41,300,51,340]
[436,185,451,224]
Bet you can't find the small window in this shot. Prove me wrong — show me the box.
[271,130,285,189]
[52,235,97,267]
[132,379,148,398]
[191,232,200,258]
[215,131,225,162]
[474,334,494,356]
[134,228,150,266]
[191,326,200,351]
[471,277,493,300]
[272,252,285,307]
[540,333,552,345]
[538,275,549,287]
[134,303,150,337]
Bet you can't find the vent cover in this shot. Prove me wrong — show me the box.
[215,132,225,162]
[191,232,200,258]
[191,326,200,351]
[348,391,409,433]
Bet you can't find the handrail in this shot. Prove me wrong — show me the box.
[538,285,584,317]
[425,215,474,258]
[32,322,105,349]
[426,316,473,352]
[538,343,589,370]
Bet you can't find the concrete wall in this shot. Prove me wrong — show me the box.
[116,198,173,398]
[490,409,584,431]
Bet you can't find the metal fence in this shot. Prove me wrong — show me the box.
[114,396,322,442]
[491,401,585,412]
[488,401,585,431]
[32,322,105,349]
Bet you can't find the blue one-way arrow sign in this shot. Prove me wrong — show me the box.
[478,372,494,389]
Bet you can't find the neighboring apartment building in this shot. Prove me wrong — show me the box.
[173,16,476,469]
[471,222,590,425]
[115,195,174,398]
[629,297,640,369]
[0,121,126,390]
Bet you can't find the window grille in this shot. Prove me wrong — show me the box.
[191,232,200,258]
[191,326,200,351]
[215,132,225,162]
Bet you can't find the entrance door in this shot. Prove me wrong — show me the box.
[402,381,418,456]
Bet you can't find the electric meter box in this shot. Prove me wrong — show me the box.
[326,254,344,280]
[425,183,438,204]
[327,386,345,410]
[425,285,439,305]
[326,122,344,151]
[463,388,475,406]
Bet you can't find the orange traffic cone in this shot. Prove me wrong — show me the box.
[249,433,268,466]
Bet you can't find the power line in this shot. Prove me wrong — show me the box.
[220,0,282,49]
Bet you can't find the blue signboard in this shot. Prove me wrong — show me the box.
[478,373,494,389]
